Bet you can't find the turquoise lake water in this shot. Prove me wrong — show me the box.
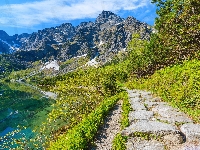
[0,82,54,149]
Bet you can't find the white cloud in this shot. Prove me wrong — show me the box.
[0,0,151,28]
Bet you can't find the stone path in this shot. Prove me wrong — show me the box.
[91,101,122,150]
[122,89,200,150]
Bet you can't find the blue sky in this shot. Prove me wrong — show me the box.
[0,0,157,36]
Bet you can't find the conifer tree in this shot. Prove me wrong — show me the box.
[152,0,200,64]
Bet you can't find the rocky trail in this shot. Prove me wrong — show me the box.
[94,89,200,150]
[91,101,122,150]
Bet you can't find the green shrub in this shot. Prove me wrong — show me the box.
[121,91,132,129]
[103,73,118,96]
[112,133,127,150]
[49,92,124,149]
[127,59,200,123]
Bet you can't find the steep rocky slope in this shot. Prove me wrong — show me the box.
[0,11,152,74]
[17,11,152,63]
[0,30,30,54]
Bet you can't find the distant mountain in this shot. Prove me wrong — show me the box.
[0,11,152,72]
[0,30,30,54]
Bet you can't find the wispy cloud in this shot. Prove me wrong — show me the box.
[0,0,152,28]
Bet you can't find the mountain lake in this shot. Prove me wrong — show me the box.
[0,82,55,149]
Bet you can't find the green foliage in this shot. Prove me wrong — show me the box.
[112,133,127,150]
[123,1,200,77]
[49,92,123,149]
[0,54,32,79]
[2,0,200,147]
[127,33,150,76]
[0,54,131,149]
[132,132,159,140]
[4,60,44,82]
[151,0,200,65]
[59,59,74,70]
[59,57,89,70]
[103,72,118,96]
[112,91,130,150]
[127,59,200,123]
[121,91,132,129]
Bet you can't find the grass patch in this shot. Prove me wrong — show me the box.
[126,59,200,123]
[49,92,125,149]
[112,133,128,150]
[132,132,162,141]
[121,91,132,129]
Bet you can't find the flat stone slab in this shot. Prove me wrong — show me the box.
[129,110,154,122]
[169,143,200,150]
[180,123,200,142]
[137,91,152,96]
[152,104,177,113]
[157,109,188,118]
[151,97,162,102]
[157,115,193,124]
[129,97,141,103]
[131,102,146,111]
[127,138,165,150]
[127,90,152,97]
[144,101,167,107]
[152,104,190,117]
[126,89,137,93]
[122,120,178,137]
[128,93,140,98]
[127,91,141,98]
[140,94,154,101]
[152,104,193,124]
[163,133,184,144]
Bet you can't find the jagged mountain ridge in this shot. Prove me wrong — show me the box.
[0,11,152,68]
[0,30,30,54]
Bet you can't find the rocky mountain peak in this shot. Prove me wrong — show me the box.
[125,16,137,23]
[0,30,9,40]
[0,11,153,71]
[95,11,123,25]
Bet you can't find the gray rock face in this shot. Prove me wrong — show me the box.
[157,115,193,124]
[180,123,200,142]
[122,120,178,136]
[129,110,154,121]
[169,142,200,150]
[131,102,146,111]
[0,30,9,39]
[0,31,30,54]
[95,10,124,28]
[127,138,165,150]
[1,11,152,71]
[152,104,193,124]
[129,97,141,103]
[124,89,200,150]
[144,101,167,107]
[163,134,184,145]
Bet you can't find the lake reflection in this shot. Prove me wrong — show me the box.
[0,82,54,132]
